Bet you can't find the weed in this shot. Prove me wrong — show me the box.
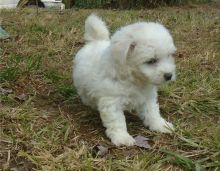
[58,84,77,98]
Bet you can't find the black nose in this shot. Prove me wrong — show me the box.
[164,73,172,81]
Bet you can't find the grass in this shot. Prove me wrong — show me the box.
[0,3,220,171]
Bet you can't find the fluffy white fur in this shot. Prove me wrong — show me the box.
[73,14,176,146]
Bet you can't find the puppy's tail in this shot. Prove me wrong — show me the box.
[84,14,109,42]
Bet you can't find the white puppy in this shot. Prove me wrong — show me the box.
[73,14,176,146]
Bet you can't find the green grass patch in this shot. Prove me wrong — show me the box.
[0,54,42,81]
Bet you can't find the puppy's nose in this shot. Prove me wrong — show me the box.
[164,73,172,81]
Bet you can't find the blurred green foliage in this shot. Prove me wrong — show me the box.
[62,0,211,8]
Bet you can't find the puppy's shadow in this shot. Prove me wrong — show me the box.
[61,97,144,142]
[61,97,105,141]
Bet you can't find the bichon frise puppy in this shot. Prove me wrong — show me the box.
[73,14,176,146]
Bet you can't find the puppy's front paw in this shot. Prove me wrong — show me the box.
[149,119,174,133]
[108,131,135,146]
[112,133,135,146]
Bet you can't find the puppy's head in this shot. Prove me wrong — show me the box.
[110,22,176,86]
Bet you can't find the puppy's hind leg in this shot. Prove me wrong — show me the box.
[98,97,135,146]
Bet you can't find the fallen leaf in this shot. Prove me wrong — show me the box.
[0,63,6,69]
[134,135,151,149]
[10,161,34,171]
[0,87,13,95]
[92,144,108,157]
[15,93,27,101]
[0,26,10,39]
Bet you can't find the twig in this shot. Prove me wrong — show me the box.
[36,0,39,15]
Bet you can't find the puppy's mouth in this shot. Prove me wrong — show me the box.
[151,79,172,86]
[152,82,164,86]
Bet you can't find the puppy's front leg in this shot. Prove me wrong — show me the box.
[138,88,174,133]
[98,97,135,146]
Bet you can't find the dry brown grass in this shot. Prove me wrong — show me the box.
[0,4,220,170]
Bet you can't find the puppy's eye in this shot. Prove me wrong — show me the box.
[146,58,158,65]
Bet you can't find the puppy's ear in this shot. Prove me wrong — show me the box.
[111,39,136,64]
